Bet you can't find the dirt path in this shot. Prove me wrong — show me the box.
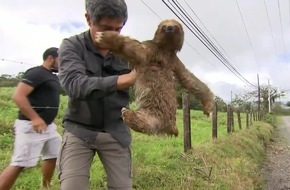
[262,116,290,190]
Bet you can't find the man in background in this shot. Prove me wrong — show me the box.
[0,47,62,190]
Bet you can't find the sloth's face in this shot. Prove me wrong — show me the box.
[154,19,184,51]
[160,23,181,34]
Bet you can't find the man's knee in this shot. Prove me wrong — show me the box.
[60,176,90,190]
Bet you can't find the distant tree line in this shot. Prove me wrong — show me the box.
[232,85,290,115]
[0,72,24,87]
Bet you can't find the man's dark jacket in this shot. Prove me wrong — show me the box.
[58,30,131,147]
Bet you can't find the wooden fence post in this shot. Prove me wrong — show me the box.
[227,105,231,133]
[212,102,217,139]
[182,93,191,152]
[250,111,253,125]
[259,110,263,121]
[237,109,242,130]
[260,110,264,120]
[231,107,234,132]
[246,112,249,128]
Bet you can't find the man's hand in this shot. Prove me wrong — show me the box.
[117,69,138,90]
[31,117,47,133]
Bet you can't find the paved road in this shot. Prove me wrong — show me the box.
[262,116,290,190]
[279,116,290,144]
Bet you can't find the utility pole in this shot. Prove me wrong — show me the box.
[257,74,261,120]
[268,79,271,113]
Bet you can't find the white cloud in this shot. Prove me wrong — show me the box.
[0,0,289,102]
[0,2,87,75]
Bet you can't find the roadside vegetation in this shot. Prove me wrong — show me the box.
[0,87,277,189]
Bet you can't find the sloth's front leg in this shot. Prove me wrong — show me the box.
[95,31,147,67]
[95,31,124,50]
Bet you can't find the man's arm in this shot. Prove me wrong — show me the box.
[58,38,137,100]
[13,82,38,120]
[116,69,137,90]
[12,82,47,133]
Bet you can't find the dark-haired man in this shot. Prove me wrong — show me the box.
[57,0,137,189]
[0,47,62,190]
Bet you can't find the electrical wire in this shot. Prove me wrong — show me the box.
[183,0,236,67]
[263,0,279,57]
[139,0,217,68]
[236,0,261,71]
[163,0,257,87]
[140,0,163,20]
[277,0,286,54]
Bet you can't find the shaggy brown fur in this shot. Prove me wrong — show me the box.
[95,19,215,136]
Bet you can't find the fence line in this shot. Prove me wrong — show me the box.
[182,93,264,152]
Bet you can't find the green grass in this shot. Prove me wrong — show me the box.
[0,87,273,190]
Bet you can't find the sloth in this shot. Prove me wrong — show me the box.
[95,19,215,136]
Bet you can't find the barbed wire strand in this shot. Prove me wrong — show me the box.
[1,58,34,66]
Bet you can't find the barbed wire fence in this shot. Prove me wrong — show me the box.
[1,58,35,66]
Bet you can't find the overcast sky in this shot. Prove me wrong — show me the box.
[0,0,289,102]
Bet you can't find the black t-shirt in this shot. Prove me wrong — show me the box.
[18,66,61,124]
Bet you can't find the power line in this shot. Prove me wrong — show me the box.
[168,0,232,67]
[140,0,162,20]
[236,0,261,71]
[140,0,257,88]
[176,0,239,69]
[163,0,257,87]
[183,40,217,69]
[169,0,249,76]
[139,0,217,69]
[167,0,255,87]
[277,0,286,54]
[183,0,236,68]
[263,0,279,57]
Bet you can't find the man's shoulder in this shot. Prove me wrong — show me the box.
[65,31,87,44]
[24,66,42,75]
[20,66,48,86]
[24,66,56,79]
[60,31,88,53]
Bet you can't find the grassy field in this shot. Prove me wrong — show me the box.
[0,87,273,190]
